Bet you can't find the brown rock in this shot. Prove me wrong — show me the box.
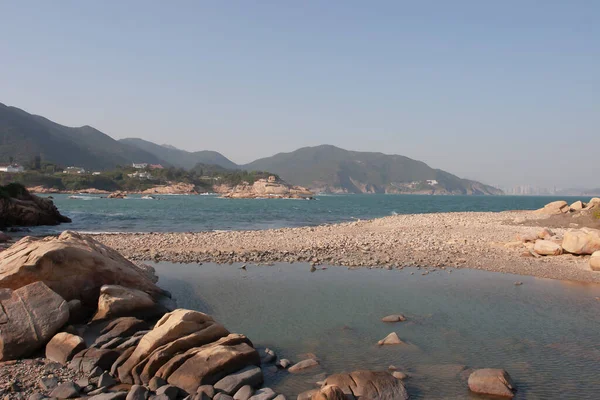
[69,348,122,374]
[583,197,600,210]
[590,251,600,271]
[288,358,320,373]
[93,285,160,321]
[323,370,408,400]
[46,332,86,365]
[94,317,149,347]
[533,201,570,215]
[533,240,563,256]
[381,314,406,323]
[537,228,554,240]
[0,186,71,227]
[468,368,515,398]
[0,281,69,360]
[570,201,585,211]
[377,332,404,346]
[562,228,600,255]
[311,385,346,400]
[0,231,165,306]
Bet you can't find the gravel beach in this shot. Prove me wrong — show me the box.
[94,211,600,283]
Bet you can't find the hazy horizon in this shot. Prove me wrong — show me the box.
[1,1,597,188]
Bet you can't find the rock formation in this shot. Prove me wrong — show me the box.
[319,370,409,400]
[0,184,71,227]
[142,183,198,195]
[221,176,314,199]
[468,368,515,398]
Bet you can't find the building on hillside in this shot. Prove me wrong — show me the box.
[132,163,148,169]
[0,164,25,173]
[63,166,86,174]
[426,180,439,186]
[127,171,153,180]
[149,164,164,170]
[92,172,101,175]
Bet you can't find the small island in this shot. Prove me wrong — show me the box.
[218,175,314,199]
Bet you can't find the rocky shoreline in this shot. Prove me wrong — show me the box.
[93,205,600,283]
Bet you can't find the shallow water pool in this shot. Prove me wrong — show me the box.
[152,262,600,399]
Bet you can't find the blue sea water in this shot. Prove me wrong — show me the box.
[33,193,591,234]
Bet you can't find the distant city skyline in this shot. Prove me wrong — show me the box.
[1,1,597,188]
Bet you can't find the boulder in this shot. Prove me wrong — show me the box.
[233,385,254,400]
[156,385,180,399]
[562,228,600,255]
[93,285,163,321]
[197,385,216,398]
[584,197,600,210]
[0,281,69,360]
[214,366,263,395]
[533,200,569,215]
[158,334,260,394]
[533,240,563,256]
[468,368,515,398]
[93,317,149,347]
[377,332,404,346]
[214,394,234,400]
[590,251,600,271]
[117,309,229,384]
[570,201,586,211]
[46,332,86,365]
[49,381,81,398]
[537,228,554,240]
[247,388,277,400]
[381,315,406,323]
[0,185,71,227]
[126,385,149,400]
[69,348,122,374]
[311,385,347,400]
[0,231,165,306]
[88,393,128,400]
[288,358,319,373]
[323,370,408,400]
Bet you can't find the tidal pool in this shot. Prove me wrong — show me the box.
[152,262,600,399]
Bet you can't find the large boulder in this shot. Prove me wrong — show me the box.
[468,368,515,398]
[323,370,408,400]
[118,309,228,384]
[590,251,600,271]
[570,200,586,211]
[93,285,163,321]
[0,231,166,306]
[46,332,86,365]
[584,197,600,210]
[562,228,600,255]
[157,334,261,394]
[533,240,563,256]
[311,385,347,400]
[0,281,69,360]
[0,184,71,227]
[533,200,569,215]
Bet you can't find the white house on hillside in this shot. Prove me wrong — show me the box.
[0,164,25,173]
[132,163,148,169]
[63,166,86,174]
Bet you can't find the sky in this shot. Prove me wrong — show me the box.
[0,1,598,189]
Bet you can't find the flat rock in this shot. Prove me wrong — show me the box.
[381,315,406,323]
[214,366,263,395]
[233,385,254,400]
[533,240,563,256]
[94,317,149,347]
[0,281,69,360]
[214,394,234,400]
[93,284,163,321]
[468,368,515,398]
[46,332,86,365]
[288,359,319,373]
[247,387,277,400]
[69,348,121,374]
[88,393,128,400]
[323,370,408,400]
[49,381,80,399]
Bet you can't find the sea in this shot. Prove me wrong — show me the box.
[31,193,591,234]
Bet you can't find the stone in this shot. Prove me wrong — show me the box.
[296,390,318,400]
[537,228,554,240]
[392,371,408,380]
[214,394,234,400]
[272,396,286,400]
[49,381,80,399]
[111,346,136,377]
[288,358,319,373]
[468,368,515,398]
[0,187,70,227]
[533,240,563,256]
[126,385,149,400]
[214,366,263,395]
[247,388,276,400]
[98,372,117,388]
[562,228,600,255]
[276,359,291,369]
[311,385,346,400]
[0,281,70,360]
[233,385,254,400]
[323,370,408,400]
[259,348,276,364]
[46,332,86,365]
[516,233,537,243]
[570,201,585,211]
[94,317,149,347]
[590,251,600,271]
[118,310,226,384]
[28,394,45,400]
[584,197,600,210]
[88,393,128,400]
[156,385,180,399]
[381,315,406,323]
[377,332,404,345]
[533,200,570,215]
[38,376,59,390]
[69,348,121,374]
[197,385,215,398]
[160,334,260,394]
[93,285,163,321]
[0,231,165,306]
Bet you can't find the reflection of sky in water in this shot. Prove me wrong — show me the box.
[153,262,600,399]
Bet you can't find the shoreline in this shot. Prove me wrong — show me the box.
[93,210,600,284]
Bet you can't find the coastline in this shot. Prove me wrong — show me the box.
[94,210,600,284]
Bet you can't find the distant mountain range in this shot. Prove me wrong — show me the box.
[0,101,502,195]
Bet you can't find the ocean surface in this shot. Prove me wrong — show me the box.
[154,262,600,399]
[32,193,591,234]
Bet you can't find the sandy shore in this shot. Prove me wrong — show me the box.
[94,211,600,283]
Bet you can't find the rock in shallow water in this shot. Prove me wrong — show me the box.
[323,370,408,400]
[377,332,404,346]
[381,314,406,323]
[288,358,319,373]
[468,368,515,398]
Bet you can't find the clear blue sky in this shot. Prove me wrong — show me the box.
[1,1,598,188]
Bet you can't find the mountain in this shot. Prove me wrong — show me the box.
[120,138,238,170]
[0,102,165,170]
[243,145,502,195]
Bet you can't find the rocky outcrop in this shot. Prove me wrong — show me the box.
[468,368,515,398]
[0,281,69,360]
[322,370,409,400]
[533,201,570,215]
[93,285,165,321]
[561,228,600,255]
[142,183,198,195]
[0,184,71,227]
[0,231,166,306]
[222,176,314,199]
[108,191,127,199]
